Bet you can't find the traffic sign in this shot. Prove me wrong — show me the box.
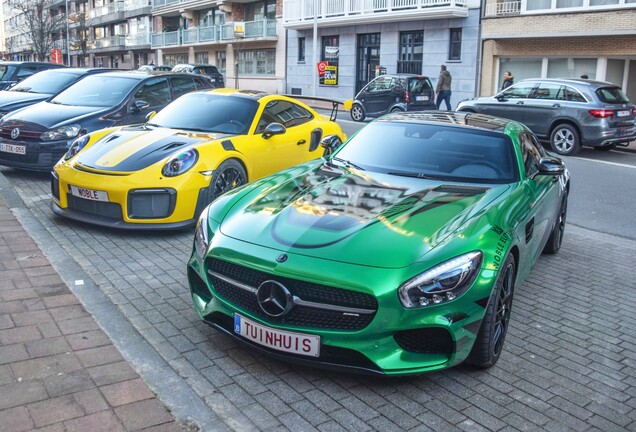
[51,48,63,64]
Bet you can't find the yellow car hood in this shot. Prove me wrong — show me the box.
[76,125,229,172]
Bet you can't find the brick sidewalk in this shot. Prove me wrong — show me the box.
[0,194,180,431]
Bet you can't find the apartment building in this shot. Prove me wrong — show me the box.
[481,0,636,101]
[284,0,482,102]
[3,1,31,60]
[151,0,285,93]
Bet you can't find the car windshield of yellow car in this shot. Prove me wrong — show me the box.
[149,93,259,135]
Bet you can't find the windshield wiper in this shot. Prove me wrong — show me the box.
[12,87,31,92]
[388,171,448,180]
[332,157,365,171]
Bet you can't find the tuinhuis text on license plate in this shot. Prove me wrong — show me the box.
[234,314,320,357]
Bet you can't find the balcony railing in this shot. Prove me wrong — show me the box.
[126,32,152,47]
[283,0,468,27]
[152,19,277,48]
[94,35,126,49]
[89,2,125,19]
[152,0,181,7]
[485,0,636,17]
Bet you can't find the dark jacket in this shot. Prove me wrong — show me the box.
[436,70,452,92]
[501,77,514,90]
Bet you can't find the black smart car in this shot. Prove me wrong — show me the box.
[0,71,212,171]
[350,74,435,122]
[0,61,67,90]
[0,68,112,119]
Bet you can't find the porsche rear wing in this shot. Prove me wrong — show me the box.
[283,95,352,122]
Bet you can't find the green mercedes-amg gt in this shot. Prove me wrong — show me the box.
[187,112,570,375]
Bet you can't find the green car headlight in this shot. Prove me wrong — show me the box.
[194,206,210,257]
[399,251,483,308]
[162,148,198,177]
[64,135,90,160]
[41,124,81,141]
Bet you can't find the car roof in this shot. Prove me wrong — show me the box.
[377,74,431,79]
[204,88,269,100]
[0,61,65,66]
[85,70,197,80]
[378,111,512,132]
[38,67,111,74]
[519,77,620,89]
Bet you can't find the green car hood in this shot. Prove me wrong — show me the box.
[220,163,510,268]
[77,125,230,172]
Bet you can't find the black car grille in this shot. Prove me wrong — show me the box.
[67,194,122,221]
[394,328,454,355]
[206,258,377,331]
[0,121,45,141]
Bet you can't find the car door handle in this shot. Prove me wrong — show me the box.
[552,103,561,108]
[297,139,306,145]
[516,101,524,105]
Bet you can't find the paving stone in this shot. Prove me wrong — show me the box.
[11,353,82,381]
[0,343,29,365]
[101,378,155,407]
[43,369,95,397]
[88,361,138,386]
[0,406,34,432]
[65,330,111,351]
[73,388,110,414]
[62,410,125,432]
[114,399,175,431]
[0,325,42,345]
[75,345,124,368]
[27,394,85,428]
[25,336,71,358]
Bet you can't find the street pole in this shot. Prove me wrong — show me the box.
[312,0,318,96]
[66,0,71,66]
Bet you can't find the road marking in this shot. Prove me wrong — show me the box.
[570,157,636,169]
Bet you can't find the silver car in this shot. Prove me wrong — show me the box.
[456,78,636,155]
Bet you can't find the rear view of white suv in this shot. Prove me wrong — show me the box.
[456,78,636,155]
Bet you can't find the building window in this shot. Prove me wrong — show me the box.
[163,53,189,67]
[449,28,462,61]
[298,37,305,62]
[398,31,423,74]
[217,51,226,74]
[195,52,209,64]
[237,49,275,75]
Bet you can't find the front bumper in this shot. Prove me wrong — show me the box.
[187,234,498,376]
[0,138,70,171]
[51,163,211,229]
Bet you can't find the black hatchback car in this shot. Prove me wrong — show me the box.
[350,74,435,122]
[0,68,111,119]
[0,71,212,171]
[0,61,67,90]
[171,64,224,88]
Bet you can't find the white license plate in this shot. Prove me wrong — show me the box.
[616,110,630,117]
[234,314,320,357]
[69,185,109,202]
[416,95,429,101]
[0,143,26,155]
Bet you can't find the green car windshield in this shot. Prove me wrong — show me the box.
[148,93,259,135]
[334,121,518,184]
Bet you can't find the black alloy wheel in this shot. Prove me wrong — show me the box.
[468,253,515,368]
[208,159,247,203]
[543,193,568,254]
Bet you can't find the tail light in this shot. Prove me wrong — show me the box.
[405,91,410,103]
[632,106,636,116]
[588,109,614,118]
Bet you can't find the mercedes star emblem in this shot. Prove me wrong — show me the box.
[256,280,293,317]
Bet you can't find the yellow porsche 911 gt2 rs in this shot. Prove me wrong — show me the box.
[51,89,347,229]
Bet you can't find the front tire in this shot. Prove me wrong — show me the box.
[350,103,365,122]
[468,254,515,368]
[543,193,568,254]
[207,159,247,204]
[550,124,581,155]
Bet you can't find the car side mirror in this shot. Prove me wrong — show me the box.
[262,122,286,139]
[320,134,343,157]
[145,111,157,122]
[537,157,565,176]
[495,94,506,101]
[131,100,149,112]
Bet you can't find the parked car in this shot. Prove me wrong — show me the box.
[0,61,67,90]
[187,111,570,375]
[51,89,347,229]
[171,64,224,88]
[350,74,435,122]
[0,68,112,119]
[0,71,212,171]
[138,64,172,72]
[456,78,636,155]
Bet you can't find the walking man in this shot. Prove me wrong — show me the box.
[436,65,452,110]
